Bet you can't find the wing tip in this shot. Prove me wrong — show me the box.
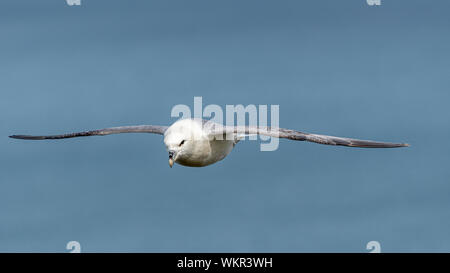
[382,142,410,148]
[9,135,42,140]
[386,142,409,148]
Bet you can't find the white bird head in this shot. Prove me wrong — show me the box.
[163,119,204,168]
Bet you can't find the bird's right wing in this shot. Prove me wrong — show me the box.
[9,125,168,140]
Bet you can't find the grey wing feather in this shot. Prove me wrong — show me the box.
[9,125,168,140]
[215,125,409,148]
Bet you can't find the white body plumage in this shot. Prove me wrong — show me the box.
[164,119,235,167]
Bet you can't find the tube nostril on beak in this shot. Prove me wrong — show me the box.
[168,150,175,168]
[168,150,176,168]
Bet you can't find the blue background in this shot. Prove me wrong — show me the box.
[1,0,449,252]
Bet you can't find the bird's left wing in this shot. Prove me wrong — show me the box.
[208,125,409,148]
[9,125,168,140]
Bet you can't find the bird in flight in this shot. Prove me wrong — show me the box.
[10,118,409,168]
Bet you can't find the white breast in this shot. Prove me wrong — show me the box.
[176,137,235,167]
[165,119,236,167]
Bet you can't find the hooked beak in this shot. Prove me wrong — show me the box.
[168,150,175,168]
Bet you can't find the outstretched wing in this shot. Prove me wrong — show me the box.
[212,125,409,148]
[9,125,168,140]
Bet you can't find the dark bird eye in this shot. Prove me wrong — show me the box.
[179,140,185,146]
